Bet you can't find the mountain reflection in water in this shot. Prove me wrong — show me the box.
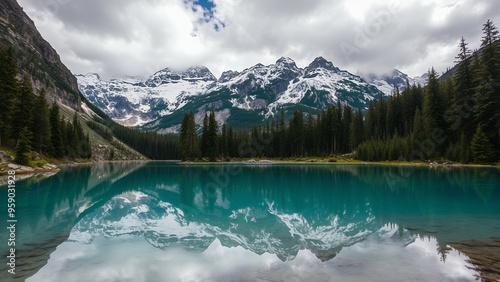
[0,162,498,281]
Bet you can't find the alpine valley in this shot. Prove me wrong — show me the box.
[77,58,427,132]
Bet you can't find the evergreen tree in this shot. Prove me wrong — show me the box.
[451,37,476,138]
[0,47,18,146]
[278,109,286,158]
[480,19,500,78]
[423,68,445,156]
[471,125,496,163]
[31,89,52,154]
[12,74,34,145]
[350,108,364,151]
[71,113,86,158]
[478,19,500,146]
[84,133,92,159]
[207,111,219,161]
[342,105,353,153]
[220,124,228,158]
[49,102,64,158]
[411,108,425,160]
[14,127,32,165]
[60,117,68,155]
[201,113,209,158]
[179,111,199,161]
[289,110,304,156]
[228,126,235,157]
[305,115,316,155]
[458,132,470,163]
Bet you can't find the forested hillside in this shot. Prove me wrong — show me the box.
[179,20,500,164]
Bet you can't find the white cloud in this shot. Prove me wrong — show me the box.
[18,0,500,79]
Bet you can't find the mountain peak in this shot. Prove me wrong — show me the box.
[183,66,216,81]
[275,57,298,69]
[219,70,240,83]
[145,66,216,86]
[307,57,340,72]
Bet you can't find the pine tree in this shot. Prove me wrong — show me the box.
[71,113,86,158]
[84,133,92,159]
[50,102,64,158]
[471,125,496,163]
[423,68,445,156]
[458,132,470,163]
[411,108,425,160]
[201,113,209,158]
[480,19,500,78]
[31,89,52,154]
[228,126,235,157]
[279,109,286,158]
[350,108,364,151]
[0,47,18,146]
[12,74,34,145]
[289,110,304,156]
[179,111,199,161]
[478,19,500,146]
[342,105,353,153]
[15,127,32,165]
[451,37,476,138]
[207,111,219,161]
[220,124,228,158]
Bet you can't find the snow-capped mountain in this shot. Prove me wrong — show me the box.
[363,69,429,96]
[78,57,390,132]
[76,67,217,126]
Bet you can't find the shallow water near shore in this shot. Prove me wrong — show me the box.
[1,162,499,281]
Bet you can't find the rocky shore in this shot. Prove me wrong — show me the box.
[0,150,60,177]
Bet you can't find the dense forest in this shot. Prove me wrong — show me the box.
[180,20,500,164]
[0,47,91,165]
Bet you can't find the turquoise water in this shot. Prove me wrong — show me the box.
[1,162,499,281]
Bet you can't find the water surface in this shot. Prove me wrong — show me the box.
[1,162,499,281]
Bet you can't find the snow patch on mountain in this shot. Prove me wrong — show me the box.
[77,67,217,126]
[79,56,422,132]
[363,69,429,96]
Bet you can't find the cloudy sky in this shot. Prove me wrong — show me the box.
[18,0,500,79]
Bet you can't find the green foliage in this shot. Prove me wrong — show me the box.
[86,120,113,141]
[12,74,34,144]
[111,123,179,160]
[0,47,18,146]
[31,89,52,154]
[179,111,200,161]
[471,125,496,164]
[50,102,64,158]
[14,127,32,165]
[355,21,500,164]
[207,111,219,161]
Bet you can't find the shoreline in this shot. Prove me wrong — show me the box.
[0,162,61,176]
[179,159,499,168]
[1,158,498,177]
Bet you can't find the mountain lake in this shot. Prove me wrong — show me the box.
[1,162,499,281]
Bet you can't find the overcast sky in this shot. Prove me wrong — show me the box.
[18,0,500,79]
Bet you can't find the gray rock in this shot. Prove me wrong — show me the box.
[7,163,19,170]
[0,150,14,162]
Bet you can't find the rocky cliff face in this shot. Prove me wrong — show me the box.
[0,0,81,109]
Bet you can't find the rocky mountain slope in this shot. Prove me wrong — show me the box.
[0,0,146,161]
[0,0,80,108]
